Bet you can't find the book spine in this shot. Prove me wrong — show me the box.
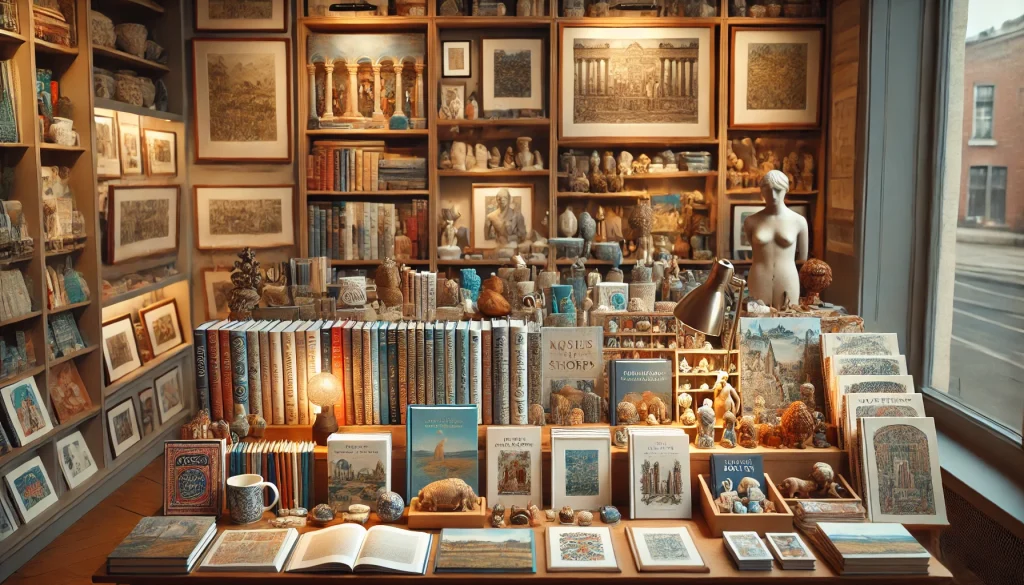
[331,325,344,415]
[245,329,262,416]
[193,327,210,413]
[259,328,273,421]
[444,326,456,405]
[379,326,391,424]
[427,273,436,321]
[398,326,408,424]
[353,327,365,425]
[425,324,436,405]
[306,327,321,423]
[416,325,426,404]
[370,326,381,425]
[494,322,510,425]
[470,325,482,424]
[295,329,309,425]
[482,327,493,425]
[219,329,233,421]
[455,326,467,405]
[387,326,399,424]
[269,330,285,425]
[342,325,354,425]
[282,330,298,424]
[510,323,528,425]
[528,327,541,410]
[229,330,249,414]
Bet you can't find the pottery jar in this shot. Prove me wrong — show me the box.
[47,117,74,146]
[93,67,115,99]
[115,70,143,106]
[90,11,116,48]
[138,77,156,107]
[114,23,148,57]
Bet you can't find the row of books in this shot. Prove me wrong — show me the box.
[306,199,428,261]
[227,440,316,513]
[306,140,427,192]
[192,318,540,427]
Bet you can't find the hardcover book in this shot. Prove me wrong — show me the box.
[509,320,528,425]
[398,322,409,424]
[628,428,691,519]
[327,432,391,512]
[456,321,469,404]
[444,321,456,405]
[608,359,672,425]
[492,320,509,424]
[107,516,218,574]
[486,426,542,508]
[816,522,931,575]
[192,321,213,413]
[435,529,536,573]
[550,428,611,510]
[469,322,482,423]
[163,440,226,516]
[268,321,287,425]
[199,528,298,572]
[342,321,357,424]
[541,327,604,421]
[386,323,398,424]
[709,454,763,499]
[206,322,224,421]
[406,405,479,498]
[481,321,492,425]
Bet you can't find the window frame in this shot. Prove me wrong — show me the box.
[971,83,994,140]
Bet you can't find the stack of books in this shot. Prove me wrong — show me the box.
[764,533,816,570]
[306,140,426,192]
[228,440,316,512]
[377,156,427,190]
[107,517,217,575]
[792,500,866,533]
[722,531,773,571]
[813,522,931,575]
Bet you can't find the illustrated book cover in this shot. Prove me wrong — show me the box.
[541,326,604,420]
[627,427,690,519]
[821,332,900,359]
[485,426,541,508]
[765,532,816,570]
[550,427,611,510]
[198,528,298,572]
[859,417,947,526]
[286,524,431,574]
[608,358,672,425]
[816,522,930,575]
[406,404,479,498]
[546,526,620,572]
[434,528,536,573]
[738,317,823,416]
[723,531,773,571]
[625,526,707,572]
[327,432,391,512]
[163,440,226,516]
[709,454,763,498]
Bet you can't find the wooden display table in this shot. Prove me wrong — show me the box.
[92,512,953,584]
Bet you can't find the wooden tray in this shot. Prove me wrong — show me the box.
[698,473,794,537]
[781,473,862,509]
[407,496,487,529]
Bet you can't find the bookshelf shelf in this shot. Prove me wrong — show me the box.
[39,143,86,152]
[0,406,101,474]
[0,310,42,329]
[436,118,551,128]
[0,28,24,45]
[93,98,184,122]
[91,44,170,74]
[307,190,429,197]
[330,259,430,267]
[0,253,33,267]
[438,169,550,178]
[93,0,166,14]
[0,365,44,391]
[33,39,78,56]
[300,16,430,32]
[101,272,189,308]
[103,343,193,398]
[0,142,29,149]
[47,300,92,315]
[44,243,87,258]
[307,128,428,137]
[435,16,552,29]
[48,344,99,368]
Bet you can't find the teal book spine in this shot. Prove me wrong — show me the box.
[378,323,390,424]
[370,323,381,425]
[456,324,469,404]
[424,323,435,405]
[445,324,456,405]
[228,329,249,413]
[387,324,399,424]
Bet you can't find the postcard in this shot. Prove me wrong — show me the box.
[435,528,536,573]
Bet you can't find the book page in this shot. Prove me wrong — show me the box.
[286,524,365,572]
[355,525,430,572]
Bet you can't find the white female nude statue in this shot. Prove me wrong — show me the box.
[743,170,808,309]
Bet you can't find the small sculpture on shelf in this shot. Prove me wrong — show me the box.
[599,505,620,524]
[679,392,696,426]
[712,377,741,426]
[720,411,737,448]
[738,416,757,448]
[811,462,843,498]
[799,258,833,306]
[308,504,335,527]
[780,400,815,449]
[228,247,261,321]
[559,206,578,237]
[515,137,534,170]
[415,478,478,512]
[812,412,831,448]
[478,274,511,317]
[502,147,516,169]
[558,506,575,524]
[578,211,596,258]
[577,510,593,526]
[490,503,505,528]
[778,476,817,499]
[630,197,654,265]
[744,170,808,309]
[696,399,715,449]
[375,258,403,310]
[439,206,462,260]
[757,421,782,448]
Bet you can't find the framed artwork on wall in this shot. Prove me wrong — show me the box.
[559,25,713,139]
[730,202,808,260]
[143,128,177,177]
[442,40,471,77]
[118,119,143,176]
[202,268,234,320]
[195,0,289,32]
[193,185,295,250]
[94,114,120,179]
[55,430,98,489]
[191,38,292,163]
[729,27,823,129]
[482,38,544,114]
[154,366,185,424]
[4,456,58,523]
[138,388,156,436]
[139,298,183,357]
[102,314,142,383]
[439,81,466,120]
[106,185,180,264]
[470,183,533,250]
[0,376,54,447]
[106,398,141,458]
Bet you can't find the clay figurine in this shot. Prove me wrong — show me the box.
[738,415,758,448]
[415,478,478,511]
[488,146,501,169]
[720,411,737,448]
[559,206,578,237]
[558,506,575,524]
[577,510,593,526]
[778,476,816,499]
[812,411,831,448]
[738,477,760,497]
[780,400,814,449]
[696,399,715,449]
[503,146,516,169]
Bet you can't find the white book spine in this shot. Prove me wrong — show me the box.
[269,329,285,425]
[470,324,482,424]
[510,322,528,425]
[426,272,436,321]
[282,330,298,425]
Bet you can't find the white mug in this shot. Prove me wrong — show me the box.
[226,473,280,524]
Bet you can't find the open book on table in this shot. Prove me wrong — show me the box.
[285,524,431,574]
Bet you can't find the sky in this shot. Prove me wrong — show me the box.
[966,0,1024,37]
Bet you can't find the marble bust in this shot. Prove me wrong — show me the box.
[484,187,527,247]
[743,170,808,309]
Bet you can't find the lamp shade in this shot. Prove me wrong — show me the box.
[673,259,735,336]
[307,372,342,407]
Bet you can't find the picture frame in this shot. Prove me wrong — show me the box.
[729,27,823,129]
[4,456,58,523]
[193,185,295,250]
[730,202,808,260]
[195,0,288,32]
[202,268,234,320]
[138,298,183,357]
[559,25,713,139]
[154,366,185,423]
[470,183,534,250]
[55,430,98,489]
[191,38,292,163]
[47,361,94,424]
[107,397,141,458]
[0,376,54,447]
[94,114,120,179]
[442,40,472,77]
[138,388,156,436]
[550,434,611,510]
[102,314,142,383]
[118,119,143,176]
[143,128,178,177]
[106,185,180,265]
[439,81,466,120]
[482,38,544,114]
[0,491,16,542]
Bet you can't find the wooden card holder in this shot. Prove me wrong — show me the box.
[407,496,488,529]
[698,473,794,537]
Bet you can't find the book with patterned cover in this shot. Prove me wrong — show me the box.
[163,440,226,516]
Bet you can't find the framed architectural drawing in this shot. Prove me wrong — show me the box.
[143,128,178,177]
[470,183,533,250]
[482,38,544,114]
[860,417,947,526]
[48,362,94,424]
[118,119,143,176]
[559,25,713,139]
[138,388,156,436]
[194,185,295,249]
[195,0,288,32]
[4,456,58,523]
[94,114,120,178]
[202,268,234,319]
[439,81,466,120]
[731,203,808,259]
[442,40,471,77]
[102,314,142,383]
[550,431,611,510]
[139,298,183,357]
[106,185,180,264]
[730,27,823,129]
[107,398,141,458]
[55,430,98,489]
[191,38,292,162]
[154,366,185,423]
[0,376,54,447]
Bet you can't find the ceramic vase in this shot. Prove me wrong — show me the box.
[114,23,148,57]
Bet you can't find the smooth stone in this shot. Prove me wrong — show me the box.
[348,504,370,514]
[343,511,369,524]
[577,510,594,526]
[544,509,556,522]
[599,505,621,524]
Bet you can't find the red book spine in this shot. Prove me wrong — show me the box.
[331,323,344,416]
[219,329,233,420]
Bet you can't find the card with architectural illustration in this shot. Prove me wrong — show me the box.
[765,532,815,565]
[550,428,611,510]
[821,332,900,359]
[328,432,391,512]
[0,376,54,447]
[843,391,923,458]
[163,439,226,516]
[738,317,823,417]
[435,528,536,573]
[628,428,690,519]
[406,405,479,499]
[199,528,299,572]
[546,526,619,572]
[47,361,93,423]
[486,426,541,508]
[730,28,822,128]
[139,298,183,357]
[143,128,177,176]
[626,526,706,572]
[4,456,58,523]
[541,327,604,418]
[194,186,295,249]
[195,0,288,32]
[55,430,98,489]
[102,314,142,382]
[860,417,947,526]
[118,117,143,176]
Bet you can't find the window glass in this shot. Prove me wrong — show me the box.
[972,84,994,138]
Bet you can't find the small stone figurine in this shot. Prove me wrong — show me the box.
[228,247,261,320]
[720,411,737,448]
[696,399,716,449]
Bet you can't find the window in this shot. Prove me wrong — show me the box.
[965,165,1009,225]
[972,84,994,139]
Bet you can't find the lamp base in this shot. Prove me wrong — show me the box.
[313,406,339,446]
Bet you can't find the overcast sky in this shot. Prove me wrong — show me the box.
[966,0,1024,36]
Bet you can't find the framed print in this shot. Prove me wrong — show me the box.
[730,202,808,259]
[102,314,142,383]
[730,27,823,128]
[106,185,180,264]
[442,40,471,77]
[194,185,295,250]
[559,25,713,139]
[439,81,465,120]
[143,128,178,177]
[4,456,58,523]
[48,362,94,424]
[202,268,234,320]
[195,0,288,32]
[55,430,98,489]
[860,417,947,526]
[118,120,143,176]
[470,183,533,250]
[154,366,185,423]
[191,38,292,163]
[138,388,156,436]
[482,38,544,114]
[107,398,141,458]
[139,298,183,357]
[94,114,120,178]
[0,492,16,542]
[0,376,54,447]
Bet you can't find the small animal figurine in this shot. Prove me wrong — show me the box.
[528,403,545,426]
[544,509,556,522]
[696,399,715,448]
[415,478,478,512]
[613,426,629,447]
[737,477,761,497]
[589,166,608,193]
[778,476,817,499]
[616,401,640,425]
[503,146,516,169]
[720,411,737,448]
[510,505,531,525]
[558,506,575,524]
[528,503,543,527]
[780,400,815,449]
[811,462,842,498]
[757,422,782,448]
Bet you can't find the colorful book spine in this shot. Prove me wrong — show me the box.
[354,324,366,425]
[386,323,398,424]
[470,322,482,424]
[259,324,273,420]
[269,325,285,425]
[282,325,299,425]
[229,328,250,414]
[295,324,309,425]
[193,325,210,414]
[445,322,456,405]
[219,327,233,420]
[207,326,223,421]
[342,322,355,425]
[456,322,469,405]
[528,326,541,410]
[416,323,427,405]
[398,322,408,424]
[493,320,510,425]
[369,323,381,425]
[245,326,263,416]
